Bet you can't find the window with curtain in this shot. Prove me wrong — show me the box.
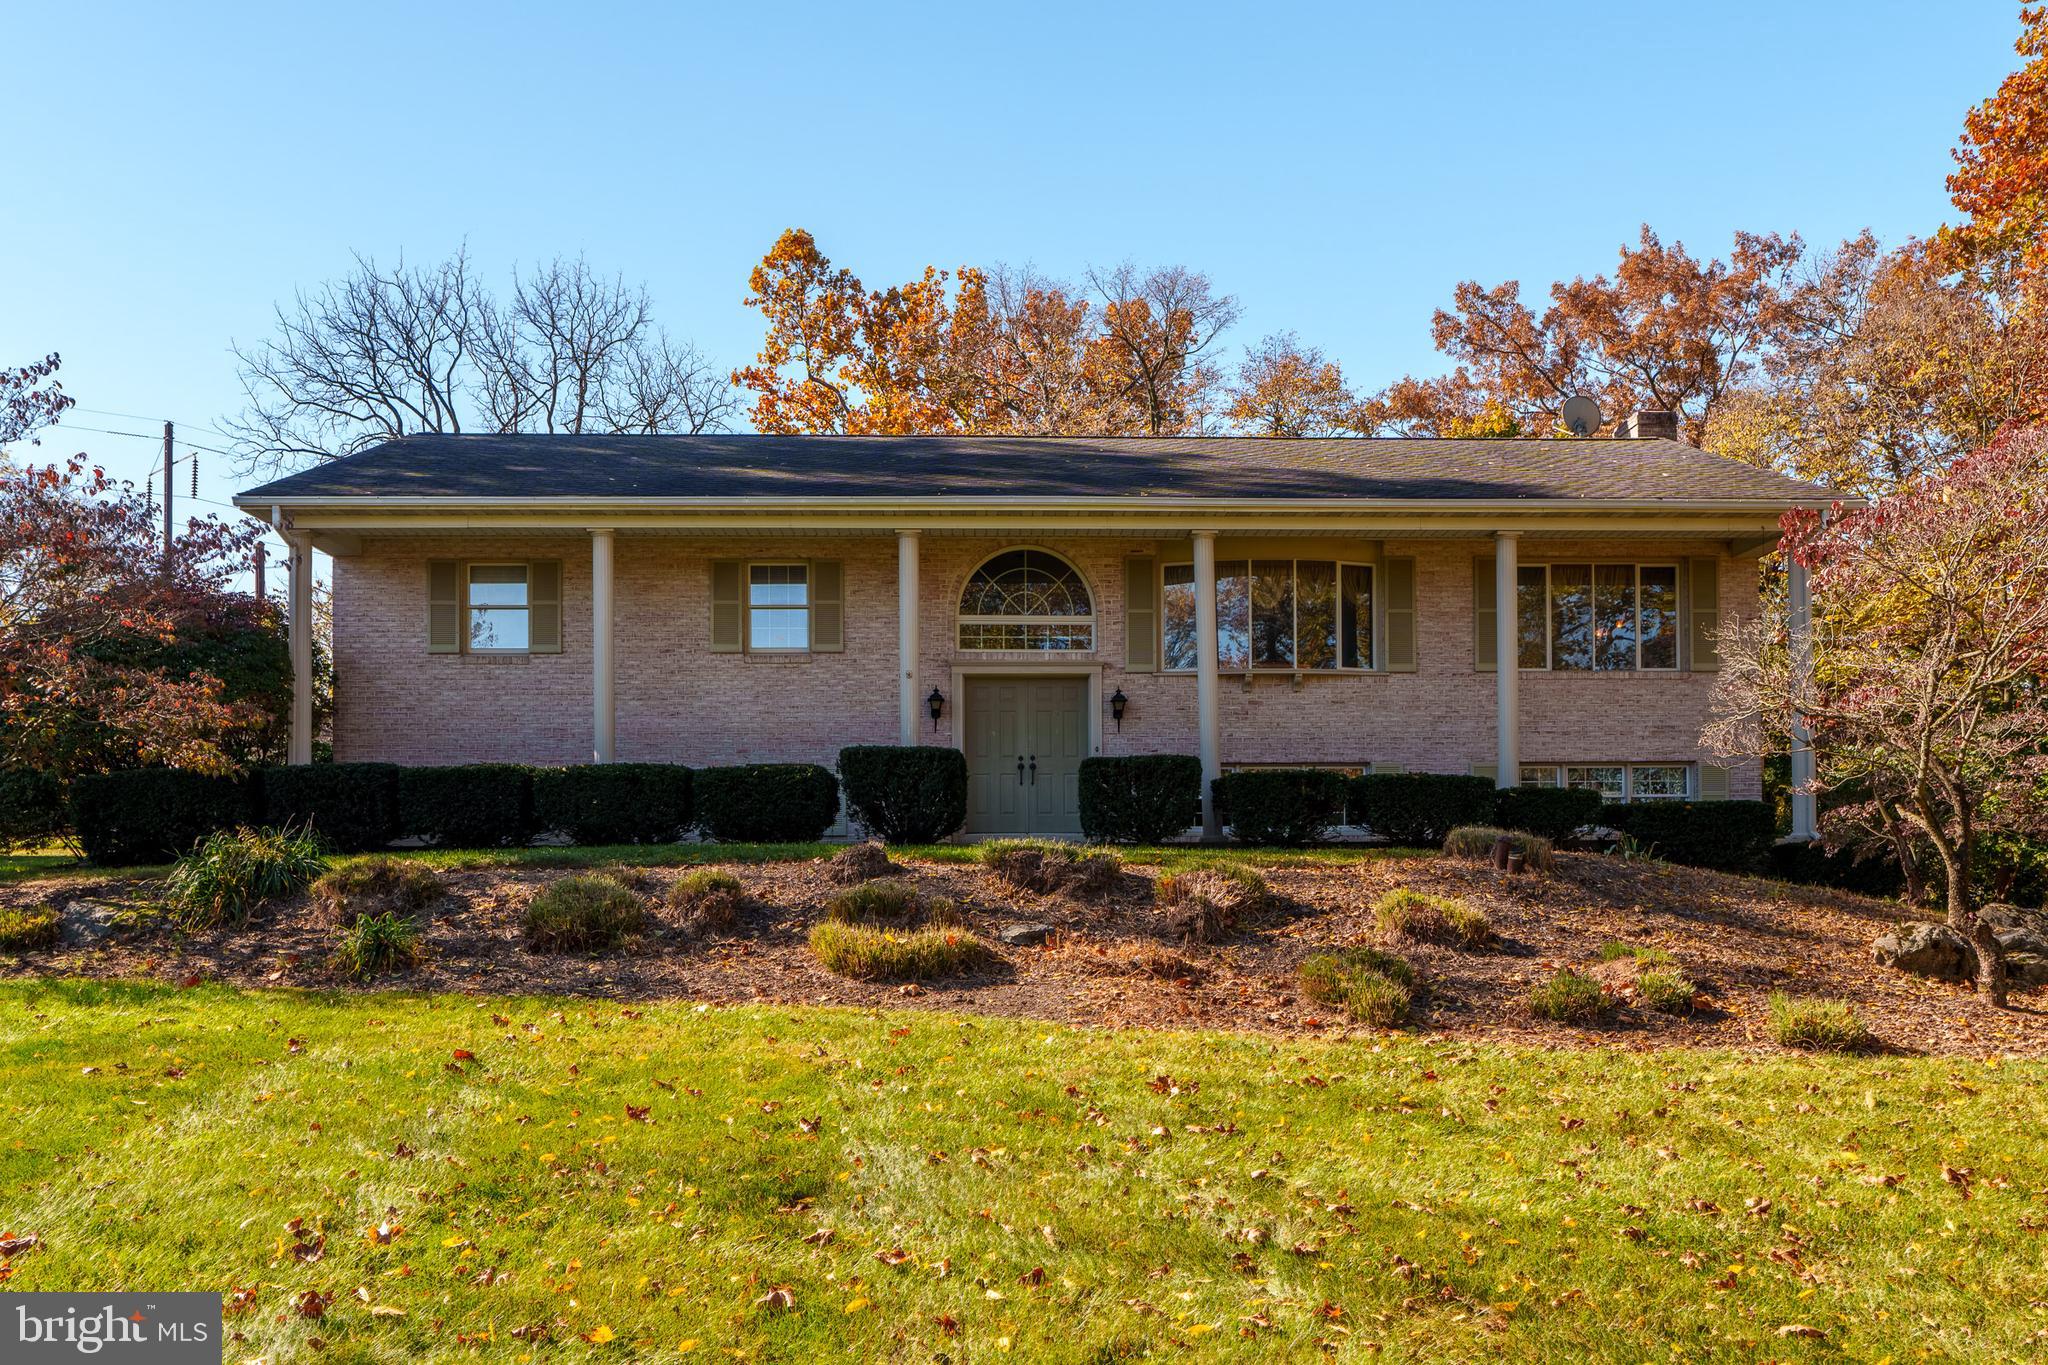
[958,549,1094,650]
[467,564,529,651]
[1161,560,1374,671]
[1514,563,1682,671]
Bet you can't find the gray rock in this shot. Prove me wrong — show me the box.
[998,922,1058,947]
[60,900,123,947]
[1872,921,1977,982]
[1994,928,2048,957]
[1980,903,2048,938]
[2001,951,2048,989]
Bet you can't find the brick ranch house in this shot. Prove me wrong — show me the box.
[234,414,1836,841]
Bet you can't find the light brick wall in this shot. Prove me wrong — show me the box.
[332,532,1761,798]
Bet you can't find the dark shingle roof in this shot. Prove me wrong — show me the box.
[237,433,1835,506]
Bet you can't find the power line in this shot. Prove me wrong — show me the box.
[54,424,234,460]
[71,407,236,442]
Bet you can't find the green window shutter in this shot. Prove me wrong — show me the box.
[428,559,461,654]
[1384,555,1417,672]
[1374,762,1405,775]
[528,559,562,654]
[710,560,743,653]
[1469,763,1498,783]
[809,559,844,652]
[1698,763,1730,801]
[1687,557,1721,672]
[1473,555,1497,671]
[1124,556,1157,673]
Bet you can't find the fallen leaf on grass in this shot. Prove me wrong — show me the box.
[754,1287,795,1312]
[293,1290,333,1319]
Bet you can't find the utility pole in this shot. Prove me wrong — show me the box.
[161,420,174,577]
[253,540,267,602]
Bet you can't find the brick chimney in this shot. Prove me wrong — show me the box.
[1616,409,1679,441]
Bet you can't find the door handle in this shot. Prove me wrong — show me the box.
[1029,755,1037,786]
[1017,756,1026,786]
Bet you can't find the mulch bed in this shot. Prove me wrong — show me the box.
[5,852,2043,1057]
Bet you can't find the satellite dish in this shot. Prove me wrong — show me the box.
[1560,395,1602,437]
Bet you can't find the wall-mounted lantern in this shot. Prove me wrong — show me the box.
[927,687,945,732]
[1109,687,1128,731]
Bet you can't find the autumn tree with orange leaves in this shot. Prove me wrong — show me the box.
[1942,6,2048,301]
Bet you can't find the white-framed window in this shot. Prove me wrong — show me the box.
[959,548,1094,651]
[1161,559,1374,672]
[467,564,530,652]
[1514,563,1680,671]
[1521,763,1694,801]
[747,562,810,651]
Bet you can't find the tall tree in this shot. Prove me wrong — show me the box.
[228,249,735,469]
[1372,227,1803,442]
[1942,6,2048,301]
[1082,263,1242,435]
[1705,427,2048,1005]
[1224,333,1363,436]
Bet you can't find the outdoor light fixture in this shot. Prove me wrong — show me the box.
[1110,687,1128,731]
[928,687,945,731]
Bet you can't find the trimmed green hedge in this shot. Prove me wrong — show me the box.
[1348,773,1498,847]
[258,763,400,852]
[396,764,534,848]
[532,764,693,844]
[1493,785,1604,842]
[1601,799,1777,872]
[1214,768,1348,847]
[837,746,966,844]
[1079,755,1202,843]
[0,766,66,851]
[695,763,840,843]
[70,769,257,865]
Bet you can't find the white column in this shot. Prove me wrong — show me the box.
[897,531,921,745]
[1193,530,1221,838]
[287,534,313,765]
[1494,532,1519,789]
[1788,555,1817,840]
[591,529,616,764]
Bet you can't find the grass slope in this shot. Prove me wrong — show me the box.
[2,981,2041,1362]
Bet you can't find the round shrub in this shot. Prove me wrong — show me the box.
[396,764,534,848]
[70,769,257,866]
[667,868,745,933]
[531,764,693,845]
[1493,786,1604,843]
[311,858,444,925]
[332,911,426,980]
[1348,773,1497,847]
[837,746,966,844]
[257,763,400,853]
[1214,769,1347,846]
[0,906,62,952]
[0,766,66,852]
[1078,755,1202,844]
[693,764,839,843]
[522,874,648,951]
[163,825,329,930]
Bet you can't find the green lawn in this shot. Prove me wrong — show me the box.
[2,981,2041,1361]
[3,839,1425,886]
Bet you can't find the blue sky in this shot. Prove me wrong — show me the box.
[0,0,2023,553]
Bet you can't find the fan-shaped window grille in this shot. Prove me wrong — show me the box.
[957,549,1094,651]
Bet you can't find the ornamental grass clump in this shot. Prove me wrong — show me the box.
[1767,993,1873,1052]
[1298,946,1419,1027]
[1442,825,1555,873]
[0,906,61,952]
[1373,888,1494,949]
[332,911,426,980]
[311,857,444,926]
[1635,969,1699,1014]
[808,920,993,980]
[522,874,648,951]
[163,825,328,930]
[667,868,746,934]
[1154,865,1272,945]
[1529,968,1614,1023]
[1596,941,1675,967]
[980,840,1124,900]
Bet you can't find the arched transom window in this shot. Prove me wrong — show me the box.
[958,549,1094,651]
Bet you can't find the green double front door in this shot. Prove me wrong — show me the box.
[963,677,1088,836]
